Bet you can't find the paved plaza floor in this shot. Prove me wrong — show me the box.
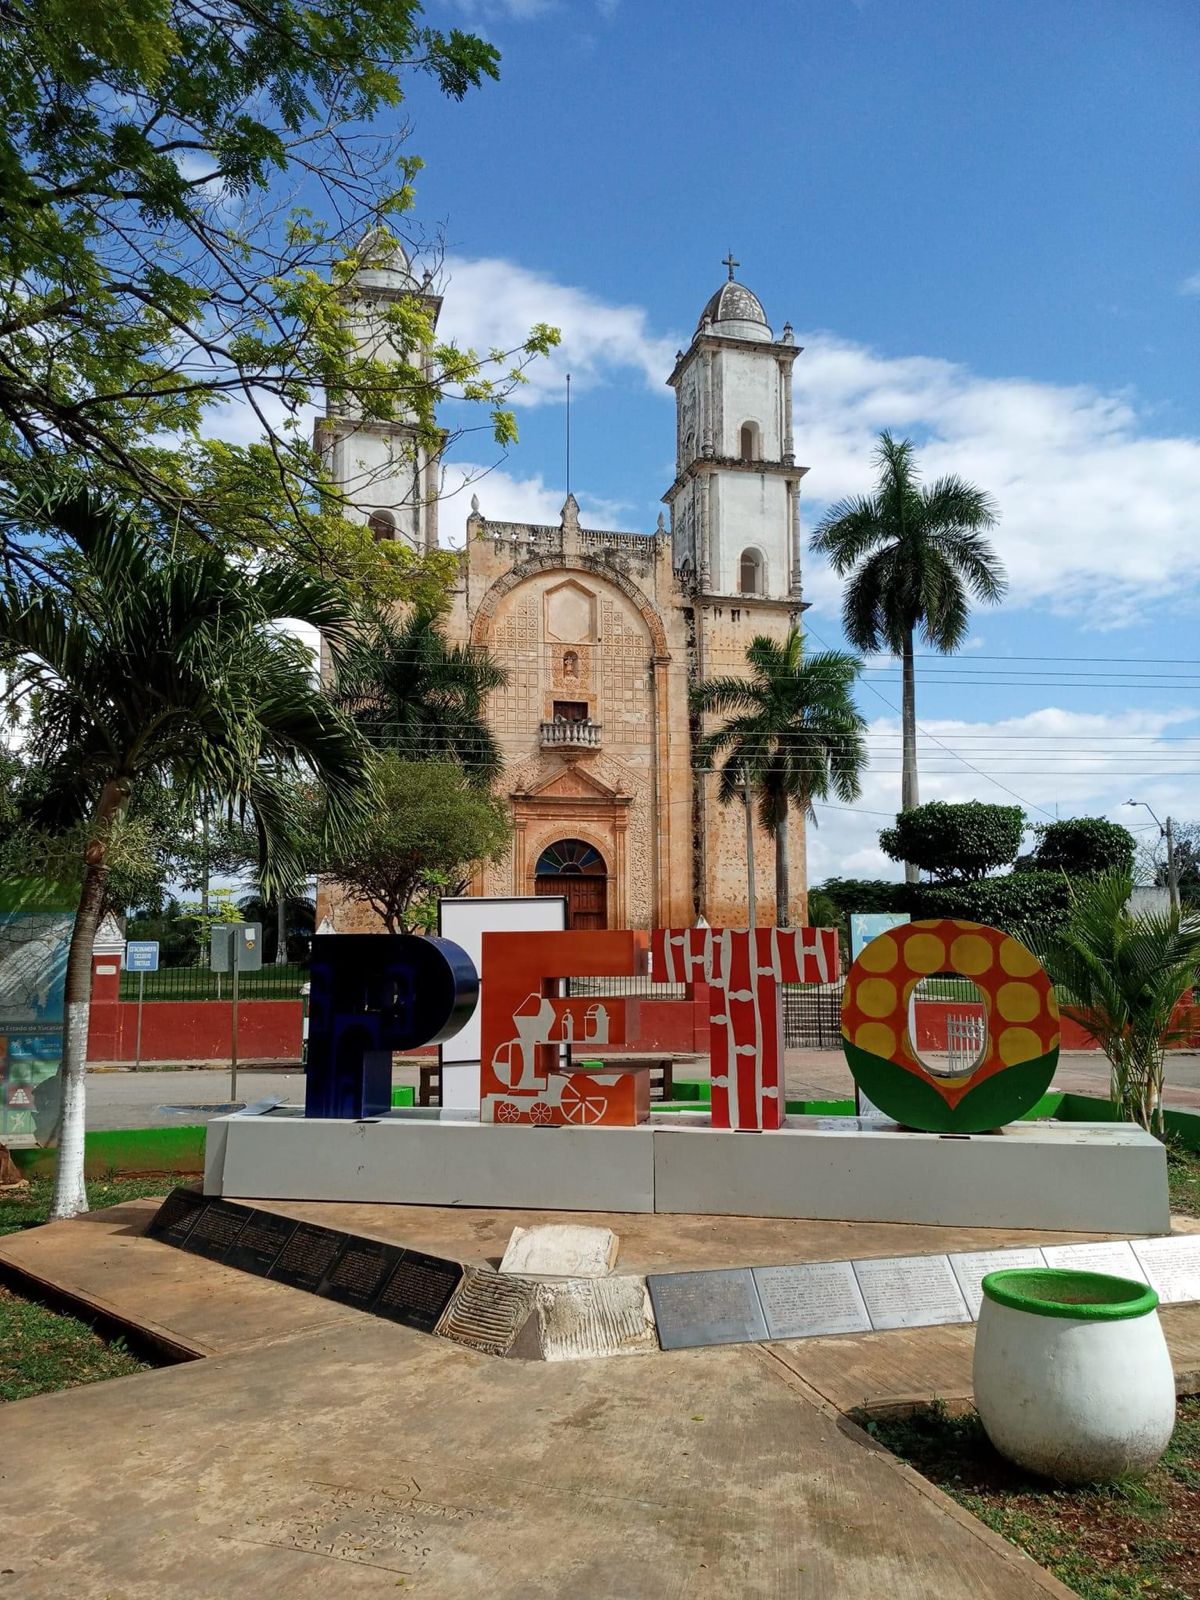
[0,1195,1133,1598]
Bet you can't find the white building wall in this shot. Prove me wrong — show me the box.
[717,349,782,459]
[714,473,790,598]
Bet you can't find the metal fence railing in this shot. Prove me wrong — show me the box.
[118,962,309,1002]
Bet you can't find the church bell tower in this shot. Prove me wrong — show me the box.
[664,256,806,602]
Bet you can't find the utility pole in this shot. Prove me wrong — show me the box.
[742,765,757,926]
[1127,800,1181,913]
[1165,815,1181,915]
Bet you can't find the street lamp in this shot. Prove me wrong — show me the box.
[1127,800,1180,914]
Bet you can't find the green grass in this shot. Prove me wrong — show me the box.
[869,1398,1200,1599]
[0,1287,149,1400]
[1167,1140,1200,1218]
[0,1173,173,1238]
[0,1174,171,1401]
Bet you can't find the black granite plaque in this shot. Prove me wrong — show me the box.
[267,1221,349,1292]
[181,1198,251,1260]
[223,1209,300,1276]
[146,1186,206,1246]
[317,1238,405,1310]
[646,1268,768,1350]
[373,1250,464,1333]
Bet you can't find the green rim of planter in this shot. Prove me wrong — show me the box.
[981,1267,1158,1321]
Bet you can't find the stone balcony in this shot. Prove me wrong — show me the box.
[539,718,603,755]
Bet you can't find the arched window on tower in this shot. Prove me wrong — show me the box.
[739,421,761,460]
[367,509,396,543]
[740,548,765,596]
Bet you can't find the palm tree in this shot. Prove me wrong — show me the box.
[331,608,507,787]
[810,432,1005,881]
[694,630,867,926]
[0,480,369,1219]
[1024,873,1200,1134]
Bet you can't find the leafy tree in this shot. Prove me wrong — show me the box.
[1025,817,1136,878]
[0,478,369,1219]
[320,755,509,933]
[810,433,1005,881]
[331,608,507,786]
[814,878,908,917]
[880,801,1025,883]
[694,630,867,926]
[0,0,558,596]
[1023,873,1200,1133]
[904,871,1073,932]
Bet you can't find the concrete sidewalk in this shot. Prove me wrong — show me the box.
[0,1203,1077,1598]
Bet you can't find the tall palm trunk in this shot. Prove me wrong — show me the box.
[50,777,128,1221]
[900,627,920,884]
[275,894,287,964]
[774,790,790,928]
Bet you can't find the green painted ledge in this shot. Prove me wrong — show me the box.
[12,1124,206,1179]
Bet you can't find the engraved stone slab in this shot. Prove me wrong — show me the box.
[435,1267,538,1356]
[146,1186,206,1246]
[374,1250,463,1334]
[1041,1240,1149,1284]
[318,1238,405,1311]
[1131,1235,1200,1304]
[949,1247,1048,1318]
[181,1198,249,1261]
[646,1268,768,1350]
[752,1261,872,1340]
[510,1277,658,1362]
[852,1254,970,1331]
[223,1209,298,1275]
[267,1222,349,1293]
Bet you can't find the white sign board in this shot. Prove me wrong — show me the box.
[437,896,567,1113]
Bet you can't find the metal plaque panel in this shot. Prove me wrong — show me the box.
[374,1250,464,1334]
[646,1268,768,1350]
[222,1209,298,1276]
[752,1261,872,1340]
[948,1246,1048,1318]
[180,1198,250,1261]
[1041,1239,1149,1283]
[435,1266,538,1356]
[317,1238,406,1311]
[267,1222,349,1293]
[852,1253,971,1331]
[1131,1235,1200,1304]
[146,1186,206,1246]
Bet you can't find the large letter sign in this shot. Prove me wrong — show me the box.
[652,927,836,1130]
[841,918,1060,1133]
[305,934,478,1119]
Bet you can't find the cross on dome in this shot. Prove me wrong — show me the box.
[721,251,740,280]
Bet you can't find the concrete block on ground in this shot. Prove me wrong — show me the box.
[500,1224,619,1279]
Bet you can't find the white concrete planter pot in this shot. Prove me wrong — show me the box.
[973,1267,1175,1484]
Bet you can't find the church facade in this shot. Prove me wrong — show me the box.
[319,247,813,931]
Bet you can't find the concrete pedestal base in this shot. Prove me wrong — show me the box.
[204,1109,1170,1233]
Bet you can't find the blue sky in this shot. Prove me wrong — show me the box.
[305,1,1200,880]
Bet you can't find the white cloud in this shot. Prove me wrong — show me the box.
[437,255,679,404]
[1180,272,1200,296]
[806,705,1200,884]
[792,333,1200,621]
[441,0,555,17]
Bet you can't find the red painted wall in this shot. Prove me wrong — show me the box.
[86,954,302,1063]
[911,999,1200,1053]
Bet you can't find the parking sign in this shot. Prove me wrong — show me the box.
[125,940,160,973]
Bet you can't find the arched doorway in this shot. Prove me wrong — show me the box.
[535,839,608,930]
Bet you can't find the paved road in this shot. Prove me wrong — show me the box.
[83,1048,1200,1129]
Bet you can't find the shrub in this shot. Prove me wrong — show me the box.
[903,870,1072,933]
[879,801,1025,882]
[1026,816,1136,877]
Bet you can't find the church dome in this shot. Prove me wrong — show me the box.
[697,278,772,342]
[351,229,416,293]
